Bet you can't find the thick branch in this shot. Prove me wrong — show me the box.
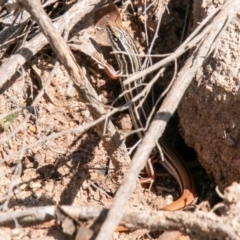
[0,205,238,239]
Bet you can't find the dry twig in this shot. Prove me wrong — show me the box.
[0,182,239,239]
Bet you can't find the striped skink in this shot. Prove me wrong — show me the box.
[106,21,195,211]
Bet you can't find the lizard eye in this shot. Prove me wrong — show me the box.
[113,36,121,45]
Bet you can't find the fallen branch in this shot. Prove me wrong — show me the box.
[1,182,240,239]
